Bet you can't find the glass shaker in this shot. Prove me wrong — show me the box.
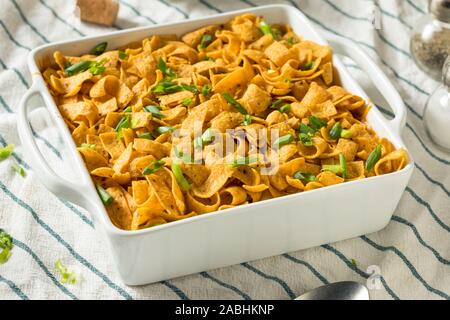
[423,55,450,151]
[410,0,450,81]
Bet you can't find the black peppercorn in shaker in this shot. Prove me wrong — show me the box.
[410,0,450,81]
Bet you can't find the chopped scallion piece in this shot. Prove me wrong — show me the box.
[299,132,313,147]
[270,99,284,109]
[222,92,248,115]
[96,185,113,205]
[258,21,281,40]
[229,156,258,168]
[115,115,131,138]
[64,60,92,76]
[80,143,96,149]
[171,161,191,191]
[55,260,77,284]
[340,129,353,139]
[243,114,252,126]
[151,81,197,94]
[300,123,316,136]
[340,153,347,179]
[280,104,291,113]
[118,50,127,60]
[89,42,107,55]
[304,61,314,70]
[199,34,213,49]
[366,144,382,172]
[144,105,165,119]
[123,106,132,113]
[329,122,342,140]
[0,229,13,264]
[137,132,154,140]
[182,97,193,106]
[143,160,165,175]
[157,57,175,79]
[321,154,347,179]
[202,85,211,96]
[12,163,26,177]
[273,134,294,148]
[202,128,215,143]
[293,171,317,183]
[309,116,327,131]
[156,126,175,134]
[0,144,14,159]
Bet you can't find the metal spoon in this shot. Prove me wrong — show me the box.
[295,281,370,300]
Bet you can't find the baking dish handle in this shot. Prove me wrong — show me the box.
[326,34,407,135]
[17,81,95,211]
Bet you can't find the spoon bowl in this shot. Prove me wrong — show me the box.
[295,281,370,300]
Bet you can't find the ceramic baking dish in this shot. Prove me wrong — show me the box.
[18,4,414,285]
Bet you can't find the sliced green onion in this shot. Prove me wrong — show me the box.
[64,61,72,69]
[366,144,382,172]
[321,154,347,178]
[194,136,203,150]
[123,106,132,113]
[144,105,165,119]
[309,116,327,131]
[287,37,296,45]
[89,42,107,55]
[55,260,77,284]
[115,115,131,138]
[283,77,291,83]
[229,155,258,168]
[88,59,107,75]
[321,164,342,175]
[0,144,14,159]
[64,60,92,76]
[273,134,294,148]
[299,133,313,147]
[300,123,316,136]
[202,85,211,96]
[280,104,291,113]
[182,97,193,107]
[329,122,342,140]
[118,50,127,60]
[96,185,113,205]
[152,81,197,94]
[340,153,347,179]
[157,57,175,78]
[258,21,280,40]
[156,126,175,134]
[171,161,191,191]
[270,99,284,109]
[137,132,154,140]
[80,143,96,149]
[173,146,193,164]
[143,160,165,175]
[199,34,213,49]
[222,92,248,115]
[243,114,252,126]
[293,171,317,183]
[0,229,13,265]
[303,61,314,70]
[12,163,26,177]
[340,129,353,139]
[202,128,215,143]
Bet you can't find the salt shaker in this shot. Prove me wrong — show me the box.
[410,0,450,81]
[423,55,450,151]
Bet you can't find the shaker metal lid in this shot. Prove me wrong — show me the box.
[429,0,450,22]
[443,55,450,87]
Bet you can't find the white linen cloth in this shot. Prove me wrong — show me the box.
[0,0,449,300]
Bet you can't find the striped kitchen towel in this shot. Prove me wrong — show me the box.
[0,0,449,300]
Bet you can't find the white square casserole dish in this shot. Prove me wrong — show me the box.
[18,4,414,285]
